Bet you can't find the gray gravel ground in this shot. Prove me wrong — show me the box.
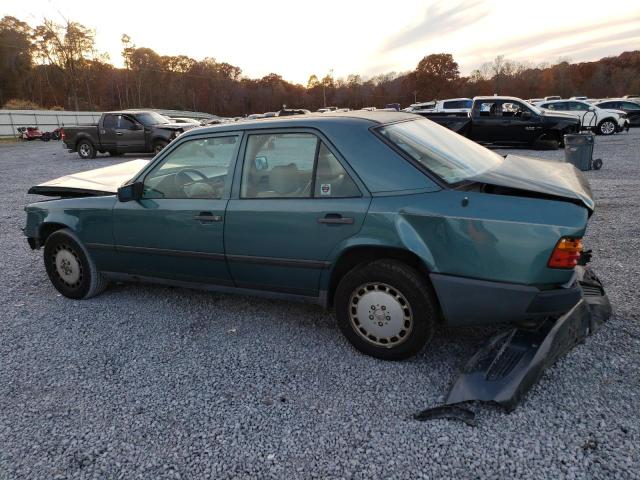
[0,132,639,479]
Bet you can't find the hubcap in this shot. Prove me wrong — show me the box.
[79,144,90,157]
[53,244,82,287]
[601,121,615,134]
[349,283,413,348]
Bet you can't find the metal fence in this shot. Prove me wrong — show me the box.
[0,109,218,137]
[0,110,102,137]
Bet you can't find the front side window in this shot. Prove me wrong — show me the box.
[117,116,134,130]
[378,118,503,184]
[241,133,317,198]
[143,136,238,199]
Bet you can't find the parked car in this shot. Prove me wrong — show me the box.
[622,94,639,99]
[404,101,436,112]
[544,95,561,101]
[168,117,202,125]
[25,111,603,360]
[426,96,580,149]
[61,111,198,159]
[593,99,640,127]
[277,108,310,116]
[534,99,629,135]
[410,98,472,117]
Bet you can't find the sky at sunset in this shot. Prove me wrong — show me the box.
[3,0,640,84]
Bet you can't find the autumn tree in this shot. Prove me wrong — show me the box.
[415,53,459,100]
[0,16,33,105]
[32,19,97,110]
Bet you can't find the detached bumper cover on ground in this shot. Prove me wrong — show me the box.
[417,266,611,421]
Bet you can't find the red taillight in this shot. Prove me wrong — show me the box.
[60,128,65,140]
[548,237,583,269]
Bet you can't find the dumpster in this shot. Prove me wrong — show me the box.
[564,133,602,171]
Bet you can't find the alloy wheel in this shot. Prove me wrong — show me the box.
[348,282,413,348]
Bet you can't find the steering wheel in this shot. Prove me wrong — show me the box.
[174,168,208,192]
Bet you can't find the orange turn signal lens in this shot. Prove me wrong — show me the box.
[548,237,583,269]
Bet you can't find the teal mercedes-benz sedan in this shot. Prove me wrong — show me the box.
[24,111,602,360]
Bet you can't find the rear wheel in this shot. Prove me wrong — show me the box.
[44,229,108,299]
[334,259,436,360]
[77,140,96,159]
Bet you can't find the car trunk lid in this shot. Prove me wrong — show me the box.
[28,159,150,197]
[470,155,594,212]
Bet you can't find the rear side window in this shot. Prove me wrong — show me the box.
[242,133,317,198]
[103,115,116,128]
[241,133,360,199]
[315,143,360,197]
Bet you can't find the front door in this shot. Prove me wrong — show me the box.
[112,133,241,284]
[225,131,370,297]
[115,115,146,153]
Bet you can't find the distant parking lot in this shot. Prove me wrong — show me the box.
[1,133,639,478]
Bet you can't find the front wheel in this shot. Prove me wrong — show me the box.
[44,229,108,299]
[334,259,436,360]
[153,140,168,155]
[598,119,616,136]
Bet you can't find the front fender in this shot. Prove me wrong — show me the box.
[24,196,117,247]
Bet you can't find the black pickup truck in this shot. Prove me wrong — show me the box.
[62,111,198,159]
[419,96,580,149]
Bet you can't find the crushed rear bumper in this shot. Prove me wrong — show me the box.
[416,266,611,421]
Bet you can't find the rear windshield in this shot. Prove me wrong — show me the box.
[378,118,503,184]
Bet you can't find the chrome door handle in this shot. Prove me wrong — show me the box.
[318,214,354,225]
[116,132,124,136]
[194,213,222,222]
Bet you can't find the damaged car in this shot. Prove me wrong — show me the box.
[25,112,609,401]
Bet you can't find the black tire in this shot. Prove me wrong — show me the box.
[334,259,436,360]
[597,119,616,136]
[153,140,168,155]
[77,139,97,159]
[592,158,603,170]
[44,229,108,299]
[533,134,560,150]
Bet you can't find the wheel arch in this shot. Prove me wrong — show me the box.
[325,245,443,321]
[39,222,71,245]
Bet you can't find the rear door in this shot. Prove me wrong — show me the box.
[99,114,118,151]
[224,129,370,297]
[112,132,241,284]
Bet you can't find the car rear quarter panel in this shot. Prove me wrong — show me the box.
[330,190,589,287]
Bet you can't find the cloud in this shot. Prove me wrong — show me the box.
[380,0,492,52]
[462,14,640,58]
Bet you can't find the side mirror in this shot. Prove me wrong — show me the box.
[521,111,532,120]
[588,107,596,112]
[117,181,143,202]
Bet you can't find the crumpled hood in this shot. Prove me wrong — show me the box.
[28,159,150,197]
[155,123,197,131]
[470,154,594,211]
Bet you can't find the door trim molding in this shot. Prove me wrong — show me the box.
[87,243,331,269]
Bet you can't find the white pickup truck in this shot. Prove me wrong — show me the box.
[404,98,472,116]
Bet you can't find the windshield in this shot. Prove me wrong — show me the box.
[136,112,170,126]
[378,118,503,184]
